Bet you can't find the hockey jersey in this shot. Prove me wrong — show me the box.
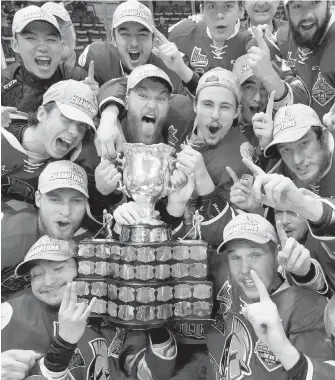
[77,41,186,94]
[207,278,334,380]
[1,291,177,380]
[1,61,87,113]
[277,17,335,119]
[169,20,250,74]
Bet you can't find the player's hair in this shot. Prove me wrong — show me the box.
[132,77,172,95]
[199,1,245,10]
[310,125,323,140]
[28,101,57,127]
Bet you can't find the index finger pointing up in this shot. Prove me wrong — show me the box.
[242,158,265,176]
[276,220,288,248]
[88,60,94,80]
[266,90,275,118]
[153,26,169,45]
[226,166,239,184]
[250,270,271,302]
[252,26,268,51]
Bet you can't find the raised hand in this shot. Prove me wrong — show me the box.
[242,158,305,212]
[252,90,275,150]
[241,270,288,350]
[82,61,99,96]
[276,220,311,277]
[227,166,260,211]
[113,202,160,226]
[323,102,335,131]
[95,158,122,195]
[152,27,191,81]
[58,282,96,345]
[1,350,42,380]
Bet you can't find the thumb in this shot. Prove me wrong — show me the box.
[276,220,288,248]
[88,60,94,80]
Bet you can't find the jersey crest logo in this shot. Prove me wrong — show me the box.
[168,125,179,147]
[87,338,110,380]
[190,46,209,72]
[254,339,282,372]
[1,177,35,202]
[107,327,126,358]
[69,348,86,370]
[210,315,252,380]
[215,281,232,333]
[312,73,335,107]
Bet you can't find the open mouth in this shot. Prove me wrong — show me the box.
[249,106,261,115]
[128,51,140,61]
[208,125,220,135]
[296,165,310,174]
[56,137,72,153]
[35,56,52,68]
[243,279,255,288]
[255,9,269,14]
[141,115,157,136]
[300,21,315,31]
[57,221,70,229]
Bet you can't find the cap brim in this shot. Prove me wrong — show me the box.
[217,232,271,254]
[56,102,96,132]
[264,126,311,157]
[196,83,241,102]
[39,182,89,197]
[15,19,61,34]
[15,253,73,276]
[113,17,153,33]
[127,75,174,94]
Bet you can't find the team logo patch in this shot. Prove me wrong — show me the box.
[168,125,178,147]
[88,338,110,380]
[287,52,296,68]
[1,302,13,330]
[312,73,335,107]
[108,327,126,358]
[190,46,208,72]
[254,339,282,372]
[69,348,86,370]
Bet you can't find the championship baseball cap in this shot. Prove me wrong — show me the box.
[112,0,154,33]
[218,213,278,253]
[233,55,254,85]
[12,5,61,35]
[126,64,174,94]
[15,235,77,277]
[42,80,98,131]
[38,161,89,198]
[42,2,71,23]
[196,68,241,103]
[264,104,323,157]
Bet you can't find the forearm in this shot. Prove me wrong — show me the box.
[272,338,301,371]
[195,170,215,196]
[174,62,194,84]
[294,195,324,223]
[261,68,287,100]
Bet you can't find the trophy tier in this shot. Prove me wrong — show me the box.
[120,223,172,243]
[75,239,213,328]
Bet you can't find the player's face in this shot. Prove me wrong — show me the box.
[240,76,268,123]
[245,1,280,26]
[125,78,170,144]
[12,21,62,79]
[114,22,153,71]
[202,1,243,42]
[277,129,324,183]
[288,1,330,48]
[274,210,308,242]
[227,241,277,301]
[195,86,239,146]
[38,105,88,159]
[36,188,86,240]
[31,258,77,306]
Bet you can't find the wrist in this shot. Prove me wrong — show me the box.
[101,104,120,118]
[195,170,215,196]
[273,338,300,371]
[262,69,286,100]
[175,64,193,83]
[295,195,323,223]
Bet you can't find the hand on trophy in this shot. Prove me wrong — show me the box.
[176,145,215,196]
[114,202,160,225]
[167,172,195,217]
[95,158,122,196]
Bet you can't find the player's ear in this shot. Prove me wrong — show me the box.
[193,98,198,114]
[125,96,128,111]
[35,191,41,208]
[111,30,117,47]
[234,104,242,119]
[11,37,19,54]
[37,106,45,123]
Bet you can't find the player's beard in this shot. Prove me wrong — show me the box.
[289,3,331,50]
[124,111,164,145]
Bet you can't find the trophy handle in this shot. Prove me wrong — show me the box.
[116,151,125,169]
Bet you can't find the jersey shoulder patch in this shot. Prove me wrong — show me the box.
[1,302,13,329]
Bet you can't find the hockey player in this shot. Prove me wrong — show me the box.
[1,236,177,380]
[276,0,335,118]
[169,1,249,74]
[207,213,334,380]
[243,274,335,380]
[1,161,97,301]
[1,5,93,114]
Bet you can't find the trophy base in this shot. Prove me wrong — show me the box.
[120,224,172,243]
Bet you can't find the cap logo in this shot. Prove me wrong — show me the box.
[28,243,60,260]
[119,6,149,21]
[49,170,84,184]
[70,95,97,116]
[273,108,296,136]
[205,75,219,83]
[241,63,251,74]
[21,11,52,23]
[134,68,166,81]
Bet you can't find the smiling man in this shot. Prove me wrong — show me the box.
[207,213,334,380]
[1,5,89,113]
[276,0,335,118]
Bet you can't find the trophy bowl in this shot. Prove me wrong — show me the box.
[119,143,176,226]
